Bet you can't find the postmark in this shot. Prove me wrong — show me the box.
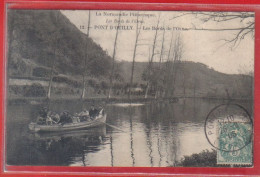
[204,104,253,165]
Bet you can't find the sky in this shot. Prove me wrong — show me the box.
[61,10,254,75]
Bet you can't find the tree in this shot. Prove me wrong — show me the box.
[128,13,144,99]
[144,13,161,99]
[81,10,91,99]
[46,12,64,99]
[154,26,166,99]
[108,13,121,99]
[197,12,254,48]
[164,32,184,98]
[181,63,187,97]
[170,33,184,97]
[162,30,175,98]
[171,12,254,48]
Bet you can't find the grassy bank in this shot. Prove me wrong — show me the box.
[177,149,252,167]
[7,95,180,105]
[177,149,217,167]
[7,94,253,105]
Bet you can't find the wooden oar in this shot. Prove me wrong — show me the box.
[101,121,127,133]
[95,117,126,133]
[96,109,127,132]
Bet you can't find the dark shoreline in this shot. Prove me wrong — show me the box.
[7,96,253,105]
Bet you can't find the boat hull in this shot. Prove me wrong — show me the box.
[29,114,106,132]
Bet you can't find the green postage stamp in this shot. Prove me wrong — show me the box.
[217,121,253,165]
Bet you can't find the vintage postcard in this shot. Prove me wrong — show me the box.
[6,9,254,168]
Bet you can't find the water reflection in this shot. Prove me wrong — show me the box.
[6,98,253,167]
[8,125,106,166]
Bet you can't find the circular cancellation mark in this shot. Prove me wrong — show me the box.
[204,103,253,152]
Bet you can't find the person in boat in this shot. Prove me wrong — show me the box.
[40,107,48,117]
[71,113,81,123]
[78,109,89,117]
[36,116,46,125]
[46,114,53,125]
[98,106,104,116]
[59,111,72,124]
[36,107,48,125]
[51,112,60,124]
[45,111,55,125]
[89,106,99,119]
[44,111,61,125]
[78,109,90,122]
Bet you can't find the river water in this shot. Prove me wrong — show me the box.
[6,98,253,167]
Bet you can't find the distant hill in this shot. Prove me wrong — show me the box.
[171,61,253,98]
[119,61,148,84]
[120,61,253,99]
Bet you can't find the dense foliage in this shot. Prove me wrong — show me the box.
[179,149,217,167]
[7,10,113,78]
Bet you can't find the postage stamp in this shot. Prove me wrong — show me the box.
[204,104,253,165]
[217,121,252,165]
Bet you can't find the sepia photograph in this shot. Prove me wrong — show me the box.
[6,9,254,167]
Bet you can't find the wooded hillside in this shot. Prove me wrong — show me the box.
[7,10,253,99]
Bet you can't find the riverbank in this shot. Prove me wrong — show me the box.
[177,149,252,167]
[7,96,178,105]
[7,95,253,105]
[177,149,217,167]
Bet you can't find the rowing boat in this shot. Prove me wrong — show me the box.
[28,125,106,141]
[28,114,106,132]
